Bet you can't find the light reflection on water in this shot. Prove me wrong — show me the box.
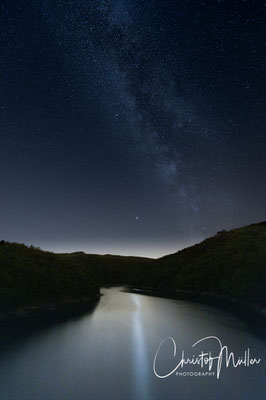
[131,293,151,400]
[0,287,265,400]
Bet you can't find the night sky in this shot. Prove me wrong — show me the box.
[1,1,265,257]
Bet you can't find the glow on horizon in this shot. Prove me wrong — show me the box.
[28,237,203,259]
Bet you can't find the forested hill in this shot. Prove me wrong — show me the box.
[0,222,265,313]
[135,222,266,306]
[0,242,151,312]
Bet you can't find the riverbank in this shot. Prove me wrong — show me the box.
[126,286,266,337]
[0,294,101,324]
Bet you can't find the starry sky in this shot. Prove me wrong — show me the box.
[1,0,265,257]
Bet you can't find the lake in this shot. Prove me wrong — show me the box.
[0,287,265,400]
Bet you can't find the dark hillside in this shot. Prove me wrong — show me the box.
[0,243,100,312]
[0,222,265,314]
[137,222,266,306]
[0,242,151,313]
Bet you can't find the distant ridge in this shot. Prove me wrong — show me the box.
[0,222,265,316]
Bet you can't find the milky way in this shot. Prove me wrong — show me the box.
[1,0,265,256]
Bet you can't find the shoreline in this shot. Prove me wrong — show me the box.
[126,286,266,336]
[1,286,265,338]
[0,293,101,324]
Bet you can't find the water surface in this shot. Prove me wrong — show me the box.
[0,287,265,400]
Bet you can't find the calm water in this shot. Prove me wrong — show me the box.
[0,287,265,400]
